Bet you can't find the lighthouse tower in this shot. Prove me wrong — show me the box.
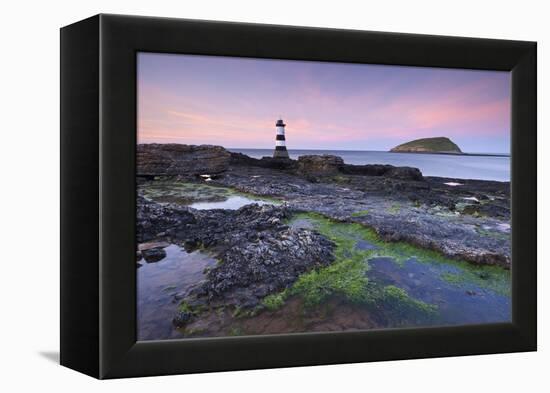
[273,118,289,159]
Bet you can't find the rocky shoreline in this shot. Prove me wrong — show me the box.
[138,199,335,320]
[136,144,511,336]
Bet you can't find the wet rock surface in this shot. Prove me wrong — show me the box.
[176,207,336,323]
[141,247,167,263]
[136,200,336,323]
[136,146,511,336]
[210,164,510,267]
[138,146,510,267]
[137,195,196,243]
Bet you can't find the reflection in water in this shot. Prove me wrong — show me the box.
[138,179,279,211]
[289,215,510,327]
[189,195,275,210]
[137,217,510,340]
[368,257,511,325]
[137,244,216,341]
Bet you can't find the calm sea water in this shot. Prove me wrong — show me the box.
[229,148,510,182]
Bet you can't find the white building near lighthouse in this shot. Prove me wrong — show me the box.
[273,118,289,159]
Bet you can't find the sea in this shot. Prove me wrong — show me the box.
[228,149,510,182]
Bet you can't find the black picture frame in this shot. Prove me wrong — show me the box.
[60,14,536,379]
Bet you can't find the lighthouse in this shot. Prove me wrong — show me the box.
[273,118,289,159]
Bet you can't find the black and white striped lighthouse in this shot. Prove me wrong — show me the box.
[273,118,289,159]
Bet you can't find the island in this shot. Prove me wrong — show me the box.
[390,137,462,154]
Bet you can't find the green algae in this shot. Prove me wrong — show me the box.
[231,306,243,318]
[276,212,510,312]
[259,212,438,314]
[177,301,209,317]
[180,206,509,325]
[228,327,245,336]
[291,255,370,307]
[441,265,510,297]
[177,301,195,314]
[351,209,370,217]
[380,285,437,315]
[292,212,510,296]
[262,290,288,310]
[293,212,447,265]
[387,203,402,214]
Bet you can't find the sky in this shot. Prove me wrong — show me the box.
[137,53,511,154]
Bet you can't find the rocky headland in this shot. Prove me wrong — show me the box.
[136,143,511,337]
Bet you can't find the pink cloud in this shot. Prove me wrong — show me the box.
[137,65,509,150]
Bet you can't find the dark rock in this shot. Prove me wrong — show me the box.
[341,163,423,181]
[139,241,170,251]
[137,144,231,176]
[386,166,423,181]
[461,202,509,218]
[202,226,334,298]
[478,271,490,280]
[142,247,166,263]
[461,204,481,215]
[211,164,510,267]
[134,154,512,332]
[258,157,297,170]
[137,148,510,271]
[169,203,335,314]
[172,311,193,328]
[136,195,196,242]
[229,152,263,166]
[230,152,297,170]
[340,163,394,176]
[297,155,344,176]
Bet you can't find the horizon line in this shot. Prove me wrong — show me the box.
[136,142,509,156]
[227,147,510,155]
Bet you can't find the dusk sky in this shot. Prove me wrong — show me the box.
[137,53,510,153]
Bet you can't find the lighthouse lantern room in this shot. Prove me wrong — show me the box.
[273,118,289,159]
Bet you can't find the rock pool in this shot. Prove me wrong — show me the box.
[189,195,274,210]
[285,213,511,328]
[138,180,279,210]
[137,244,217,341]
[136,181,510,339]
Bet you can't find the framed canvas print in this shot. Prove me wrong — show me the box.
[60,14,536,379]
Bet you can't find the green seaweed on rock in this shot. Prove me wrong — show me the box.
[351,209,370,217]
[379,285,437,315]
[440,265,510,297]
[291,212,510,297]
[263,212,437,313]
[266,211,509,315]
[262,290,288,310]
[290,255,370,307]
